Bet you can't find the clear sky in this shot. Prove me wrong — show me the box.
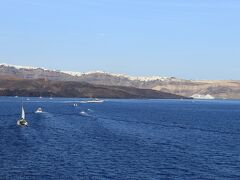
[0,0,239,80]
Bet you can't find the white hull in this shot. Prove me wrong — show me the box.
[17,119,28,126]
[85,100,104,103]
[191,94,215,100]
[35,108,43,113]
[83,99,104,103]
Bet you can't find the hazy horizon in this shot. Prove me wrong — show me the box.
[0,0,239,80]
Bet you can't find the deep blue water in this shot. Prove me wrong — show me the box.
[1,97,240,180]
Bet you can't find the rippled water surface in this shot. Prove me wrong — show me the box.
[1,97,240,179]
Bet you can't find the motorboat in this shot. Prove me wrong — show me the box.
[35,107,43,113]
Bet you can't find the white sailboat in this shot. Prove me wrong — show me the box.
[17,106,28,126]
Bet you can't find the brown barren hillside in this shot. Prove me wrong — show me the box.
[0,78,188,99]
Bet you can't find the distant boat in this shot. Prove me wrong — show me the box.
[79,101,88,104]
[35,107,43,113]
[17,106,28,126]
[73,103,78,107]
[191,94,215,100]
[84,98,104,103]
[80,111,88,116]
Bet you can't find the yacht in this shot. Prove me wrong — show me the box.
[35,107,43,113]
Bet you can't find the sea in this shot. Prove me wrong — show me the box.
[0,97,240,180]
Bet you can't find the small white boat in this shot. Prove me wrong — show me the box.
[79,101,88,104]
[17,106,28,126]
[80,111,88,116]
[73,103,78,107]
[35,107,43,113]
[84,99,104,103]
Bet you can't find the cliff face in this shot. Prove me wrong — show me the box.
[0,78,187,99]
[1,64,240,99]
[152,80,240,99]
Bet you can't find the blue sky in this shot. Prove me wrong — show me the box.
[0,0,239,79]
